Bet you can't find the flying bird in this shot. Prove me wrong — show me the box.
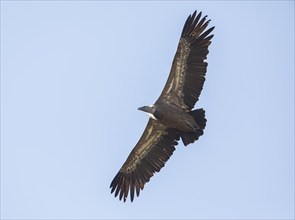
[110,10,214,202]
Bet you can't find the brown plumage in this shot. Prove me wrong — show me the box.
[110,10,214,202]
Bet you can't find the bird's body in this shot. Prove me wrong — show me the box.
[110,10,214,202]
[146,103,198,132]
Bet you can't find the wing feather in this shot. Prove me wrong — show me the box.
[156,10,214,110]
[110,119,180,202]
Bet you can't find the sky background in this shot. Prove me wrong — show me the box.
[1,1,294,219]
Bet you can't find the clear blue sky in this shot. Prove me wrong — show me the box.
[1,1,294,219]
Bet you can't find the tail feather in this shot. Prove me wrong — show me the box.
[181,108,206,146]
[190,108,206,130]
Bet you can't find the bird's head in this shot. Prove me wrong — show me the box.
[138,105,157,120]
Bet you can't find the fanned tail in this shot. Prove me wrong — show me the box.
[181,108,206,146]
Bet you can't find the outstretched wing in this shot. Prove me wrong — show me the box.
[110,119,180,202]
[156,10,214,110]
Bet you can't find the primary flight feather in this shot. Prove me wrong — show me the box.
[110,10,214,202]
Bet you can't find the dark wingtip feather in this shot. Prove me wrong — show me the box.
[130,185,135,202]
[205,34,214,42]
[110,172,119,193]
[114,183,121,197]
[191,10,197,18]
[199,26,215,41]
